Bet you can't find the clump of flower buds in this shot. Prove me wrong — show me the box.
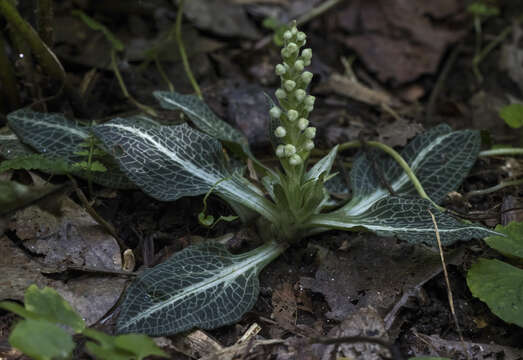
[270,21,316,167]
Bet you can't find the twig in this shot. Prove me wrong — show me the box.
[67,175,127,253]
[464,178,523,199]
[296,0,345,26]
[428,210,470,360]
[176,0,202,99]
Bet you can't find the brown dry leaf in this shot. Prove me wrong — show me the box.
[183,0,260,39]
[338,0,465,84]
[10,196,122,271]
[312,307,390,360]
[300,235,463,322]
[1,194,126,325]
[270,282,297,337]
[316,73,401,107]
[377,118,424,147]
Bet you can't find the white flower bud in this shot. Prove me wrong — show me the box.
[287,42,298,54]
[283,30,292,40]
[275,64,286,76]
[303,140,315,151]
[294,89,306,102]
[281,47,290,58]
[302,48,312,60]
[297,118,309,130]
[284,80,296,91]
[274,126,286,138]
[284,144,296,156]
[305,95,315,107]
[294,59,304,72]
[289,154,302,166]
[301,71,313,85]
[287,109,299,121]
[297,32,306,42]
[276,145,285,157]
[270,106,282,118]
[304,127,316,139]
[305,105,314,112]
[275,88,286,99]
[291,26,298,35]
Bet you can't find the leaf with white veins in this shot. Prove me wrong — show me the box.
[346,125,479,215]
[311,196,498,246]
[117,241,285,336]
[153,91,248,147]
[6,109,133,189]
[92,119,277,222]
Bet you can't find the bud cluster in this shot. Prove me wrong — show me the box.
[270,22,316,167]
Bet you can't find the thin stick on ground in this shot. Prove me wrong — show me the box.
[428,210,470,360]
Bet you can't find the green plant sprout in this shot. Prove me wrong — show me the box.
[467,222,523,328]
[1,23,505,337]
[0,285,167,360]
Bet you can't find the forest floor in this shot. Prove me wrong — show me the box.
[1,0,523,359]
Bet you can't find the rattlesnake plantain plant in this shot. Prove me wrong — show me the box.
[3,22,498,336]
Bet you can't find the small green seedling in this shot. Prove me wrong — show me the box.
[2,23,498,336]
[0,285,167,360]
[499,103,523,129]
[467,221,523,328]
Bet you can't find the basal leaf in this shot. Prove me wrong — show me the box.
[153,91,248,147]
[310,196,498,246]
[484,222,523,259]
[117,241,285,336]
[6,109,134,189]
[347,125,480,215]
[9,319,74,360]
[467,258,523,327]
[92,119,277,222]
[7,108,89,157]
[0,131,33,158]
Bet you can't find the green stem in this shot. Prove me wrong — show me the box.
[110,49,158,117]
[176,0,202,99]
[479,148,523,157]
[338,140,443,211]
[464,179,523,198]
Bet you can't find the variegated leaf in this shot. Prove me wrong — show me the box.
[117,241,285,336]
[311,196,498,246]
